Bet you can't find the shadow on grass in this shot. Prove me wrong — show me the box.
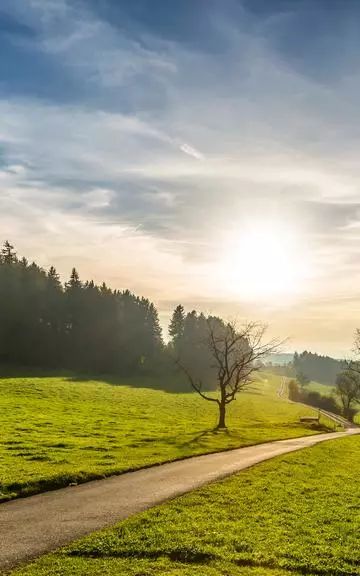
[65,372,202,394]
[180,427,242,447]
[67,547,215,564]
[0,363,197,394]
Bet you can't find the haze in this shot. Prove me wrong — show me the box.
[1,0,360,356]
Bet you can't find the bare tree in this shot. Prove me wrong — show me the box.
[337,330,360,422]
[176,320,281,429]
[336,368,360,422]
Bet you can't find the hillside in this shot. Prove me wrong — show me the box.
[0,372,318,501]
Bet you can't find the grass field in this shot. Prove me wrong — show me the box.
[11,435,360,576]
[305,380,336,396]
[0,373,319,501]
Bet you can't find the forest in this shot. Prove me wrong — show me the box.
[293,350,344,385]
[0,241,219,386]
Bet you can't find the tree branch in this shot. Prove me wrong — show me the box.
[175,358,219,404]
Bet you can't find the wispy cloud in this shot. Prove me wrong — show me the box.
[179,143,204,160]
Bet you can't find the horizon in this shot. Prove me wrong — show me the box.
[2,0,360,358]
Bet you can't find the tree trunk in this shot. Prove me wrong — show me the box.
[345,405,354,422]
[217,401,226,429]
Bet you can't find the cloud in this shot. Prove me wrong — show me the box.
[2,0,360,352]
[179,143,204,160]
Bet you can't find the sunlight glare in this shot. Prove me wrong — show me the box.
[218,222,311,302]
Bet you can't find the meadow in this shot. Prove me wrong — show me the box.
[305,380,336,396]
[11,435,360,576]
[0,372,319,501]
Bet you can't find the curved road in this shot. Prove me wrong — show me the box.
[1,428,359,571]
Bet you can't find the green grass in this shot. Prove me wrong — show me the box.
[11,435,360,576]
[0,372,319,501]
[305,380,336,396]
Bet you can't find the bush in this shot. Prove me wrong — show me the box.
[288,381,341,415]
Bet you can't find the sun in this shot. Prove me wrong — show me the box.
[218,222,310,302]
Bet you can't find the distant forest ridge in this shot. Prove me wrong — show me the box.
[293,351,345,386]
[266,350,345,385]
[266,351,345,386]
[265,353,294,366]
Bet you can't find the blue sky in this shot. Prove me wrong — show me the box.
[1,0,360,355]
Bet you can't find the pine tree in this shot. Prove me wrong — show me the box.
[1,241,17,264]
[48,266,61,286]
[169,305,185,342]
[66,267,81,289]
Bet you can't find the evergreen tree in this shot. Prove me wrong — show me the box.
[66,268,82,289]
[0,242,164,375]
[48,266,61,286]
[1,241,17,264]
[169,305,185,343]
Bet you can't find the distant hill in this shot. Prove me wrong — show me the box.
[265,353,294,366]
[265,351,345,385]
[293,351,345,385]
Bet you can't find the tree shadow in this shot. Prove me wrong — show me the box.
[64,373,194,394]
[0,364,195,394]
[180,429,215,446]
[179,426,240,447]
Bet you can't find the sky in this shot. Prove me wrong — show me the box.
[1,0,360,357]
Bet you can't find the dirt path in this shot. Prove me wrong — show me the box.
[1,428,359,571]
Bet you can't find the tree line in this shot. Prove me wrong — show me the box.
[0,241,229,380]
[0,241,164,375]
[0,242,252,380]
[293,350,344,385]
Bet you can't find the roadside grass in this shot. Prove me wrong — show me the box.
[11,435,360,576]
[0,373,320,501]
